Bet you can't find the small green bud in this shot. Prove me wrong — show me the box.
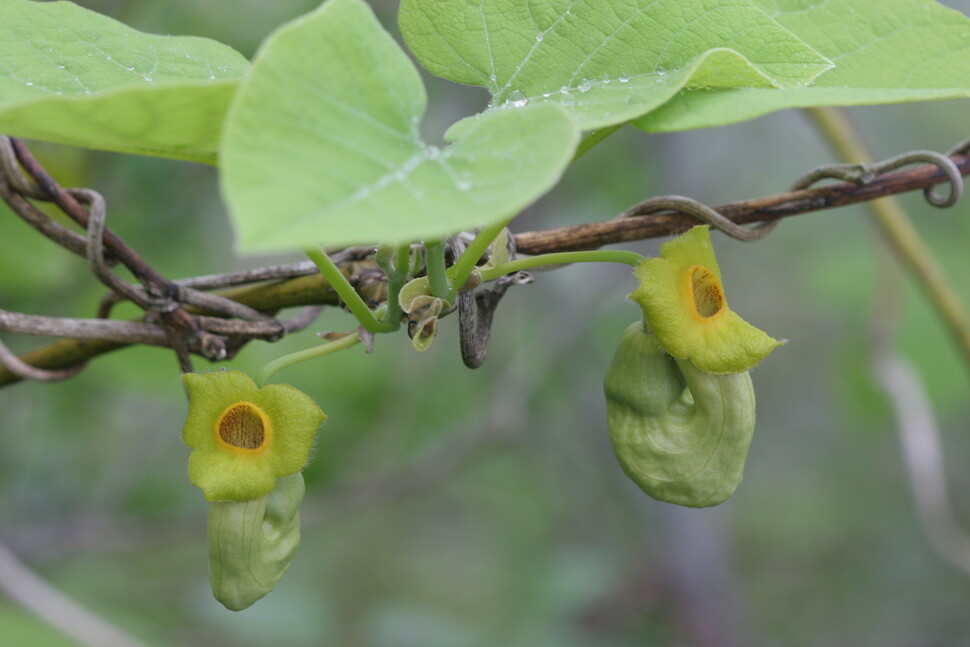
[399,277,450,352]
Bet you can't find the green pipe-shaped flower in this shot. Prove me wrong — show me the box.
[181,371,326,502]
[604,322,755,507]
[209,472,305,611]
[631,225,781,374]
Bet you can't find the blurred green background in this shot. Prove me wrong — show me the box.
[2,1,970,645]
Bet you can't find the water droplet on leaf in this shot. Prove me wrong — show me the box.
[506,90,528,107]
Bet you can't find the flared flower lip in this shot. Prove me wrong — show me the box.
[181,371,326,502]
[630,225,782,374]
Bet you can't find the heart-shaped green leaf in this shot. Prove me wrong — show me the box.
[399,0,832,131]
[637,0,970,132]
[0,0,249,163]
[220,0,578,252]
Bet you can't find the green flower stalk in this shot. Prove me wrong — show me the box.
[181,371,326,502]
[631,225,782,374]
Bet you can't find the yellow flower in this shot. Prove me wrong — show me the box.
[631,225,782,374]
[181,371,326,502]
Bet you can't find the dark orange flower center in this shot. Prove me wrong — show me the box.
[216,402,268,451]
[689,266,725,319]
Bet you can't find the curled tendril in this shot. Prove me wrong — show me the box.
[791,150,964,209]
[946,136,970,157]
[0,336,85,382]
[620,194,778,241]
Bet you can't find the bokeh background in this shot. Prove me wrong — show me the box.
[2,1,970,645]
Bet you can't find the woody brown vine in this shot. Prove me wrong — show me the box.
[1,133,968,388]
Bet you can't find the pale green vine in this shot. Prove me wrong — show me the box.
[806,107,970,373]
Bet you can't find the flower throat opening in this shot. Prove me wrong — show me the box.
[217,402,267,450]
[690,266,724,318]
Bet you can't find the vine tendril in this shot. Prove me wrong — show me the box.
[619,194,778,241]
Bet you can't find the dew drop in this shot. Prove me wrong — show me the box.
[578,79,592,93]
[656,67,667,76]
[506,90,528,107]
[424,145,442,160]
[25,81,33,86]
[535,33,544,42]
[457,180,472,191]
[618,74,630,83]
[558,85,574,106]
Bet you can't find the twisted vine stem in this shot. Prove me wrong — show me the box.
[1,134,968,388]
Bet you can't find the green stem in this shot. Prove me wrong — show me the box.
[255,331,361,386]
[446,216,514,297]
[806,107,970,374]
[380,242,411,331]
[479,250,644,282]
[444,125,623,297]
[424,240,451,300]
[394,242,412,275]
[305,247,387,333]
[573,124,623,162]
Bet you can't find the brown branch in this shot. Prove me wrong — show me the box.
[514,153,970,254]
[0,266,383,388]
[11,139,167,292]
[2,149,967,388]
[0,310,170,345]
